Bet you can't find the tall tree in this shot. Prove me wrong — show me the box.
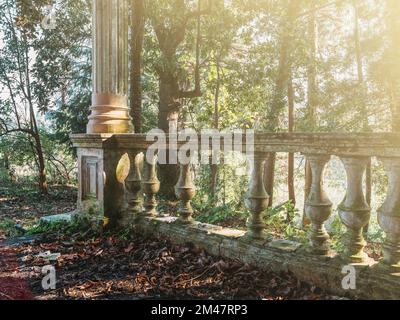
[386,0,400,131]
[0,0,91,191]
[210,53,221,199]
[0,0,49,193]
[264,0,300,207]
[352,0,371,217]
[302,1,318,226]
[130,0,145,133]
[287,72,295,216]
[148,0,207,197]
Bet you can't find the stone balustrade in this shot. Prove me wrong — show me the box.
[78,3,400,297]
[71,132,400,298]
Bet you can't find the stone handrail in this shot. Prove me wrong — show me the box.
[72,132,400,156]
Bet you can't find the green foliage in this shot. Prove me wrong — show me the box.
[328,214,346,253]
[194,201,247,226]
[114,224,137,242]
[0,129,76,185]
[264,201,307,242]
[191,161,248,226]
[0,218,23,238]
[26,211,103,239]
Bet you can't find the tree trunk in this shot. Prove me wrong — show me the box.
[4,152,9,171]
[353,0,371,232]
[264,153,276,208]
[264,0,299,207]
[3,152,14,182]
[23,31,48,194]
[387,0,400,131]
[157,74,180,199]
[151,2,205,199]
[130,0,145,133]
[303,1,318,226]
[210,55,221,200]
[33,132,48,194]
[306,3,317,129]
[287,73,295,219]
[302,160,312,226]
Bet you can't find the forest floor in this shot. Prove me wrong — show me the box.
[0,181,349,300]
[0,181,77,239]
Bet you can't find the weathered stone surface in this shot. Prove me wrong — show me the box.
[40,213,72,224]
[135,215,400,300]
[268,239,301,252]
[4,234,42,246]
[71,132,400,157]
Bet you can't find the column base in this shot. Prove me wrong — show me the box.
[87,94,133,134]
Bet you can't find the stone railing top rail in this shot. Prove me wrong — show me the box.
[70,132,400,157]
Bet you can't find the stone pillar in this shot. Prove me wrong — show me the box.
[338,156,371,263]
[175,163,196,224]
[378,157,400,272]
[244,154,269,240]
[87,0,132,134]
[305,154,332,255]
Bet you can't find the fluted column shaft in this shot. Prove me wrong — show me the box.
[87,0,132,134]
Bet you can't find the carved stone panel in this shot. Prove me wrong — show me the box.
[82,156,100,200]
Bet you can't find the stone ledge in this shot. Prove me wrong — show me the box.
[135,216,400,300]
[70,132,400,157]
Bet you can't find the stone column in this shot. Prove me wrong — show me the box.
[87,0,133,134]
[338,156,371,263]
[378,157,400,272]
[305,154,332,255]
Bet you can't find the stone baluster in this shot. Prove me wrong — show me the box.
[141,154,160,216]
[338,156,371,263]
[305,154,333,255]
[175,163,196,224]
[378,157,400,272]
[123,151,143,222]
[244,153,269,240]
